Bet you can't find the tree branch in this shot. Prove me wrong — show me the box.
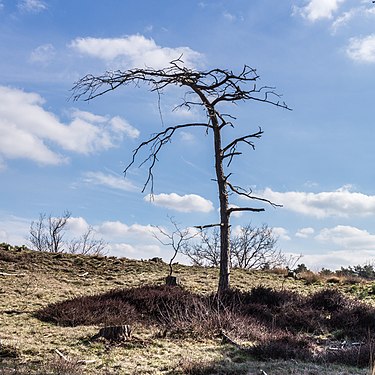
[194,223,222,230]
[226,181,282,208]
[124,122,211,194]
[227,207,265,215]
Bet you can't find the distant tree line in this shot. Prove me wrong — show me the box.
[295,263,375,280]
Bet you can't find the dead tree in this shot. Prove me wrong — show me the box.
[153,217,198,286]
[72,58,290,294]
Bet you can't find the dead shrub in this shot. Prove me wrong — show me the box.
[306,289,347,313]
[178,357,249,375]
[300,271,321,284]
[0,248,17,263]
[35,283,375,368]
[35,292,139,326]
[320,342,375,368]
[325,276,341,284]
[342,275,363,285]
[42,357,85,375]
[250,334,312,361]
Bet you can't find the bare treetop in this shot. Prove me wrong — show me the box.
[72,58,289,111]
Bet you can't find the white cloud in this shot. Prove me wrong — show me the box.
[66,217,90,235]
[109,116,140,139]
[0,215,30,245]
[82,171,137,192]
[257,186,375,218]
[296,227,315,238]
[70,110,140,140]
[107,243,161,259]
[303,249,375,271]
[30,44,55,64]
[97,221,155,238]
[108,243,138,257]
[316,225,375,249]
[145,193,214,213]
[331,9,356,32]
[347,34,375,63]
[273,227,291,241]
[18,0,46,13]
[295,0,345,21]
[69,34,203,69]
[0,86,138,166]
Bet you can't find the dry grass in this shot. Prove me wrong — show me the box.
[0,244,373,374]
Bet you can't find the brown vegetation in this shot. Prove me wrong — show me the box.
[0,243,373,374]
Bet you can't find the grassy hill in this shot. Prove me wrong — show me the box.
[0,243,374,375]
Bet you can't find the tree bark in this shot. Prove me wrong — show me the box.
[211,108,230,294]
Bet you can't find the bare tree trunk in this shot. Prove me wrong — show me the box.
[212,110,230,294]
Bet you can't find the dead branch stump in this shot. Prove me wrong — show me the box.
[92,325,131,342]
[165,275,180,286]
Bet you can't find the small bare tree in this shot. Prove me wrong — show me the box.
[68,226,107,256]
[29,211,107,256]
[72,58,289,293]
[30,211,71,253]
[153,218,198,281]
[182,224,284,270]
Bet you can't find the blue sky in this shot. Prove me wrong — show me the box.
[1,0,375,270]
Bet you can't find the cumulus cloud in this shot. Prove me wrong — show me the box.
[144,193,214,213]
[295,0,344,21]
[303,249,375,271]
[0,86,138,166]
[83,171,138,192]
[96,221,156,238]
[347,34,375,63]
[18,0,46,13]
[316,225,375,249]
[69,34,203,69]
[65,217,90,235]
[257,186,375,218]
[296,227,315,238]
[108,243,161,258]
[273,227,291,241]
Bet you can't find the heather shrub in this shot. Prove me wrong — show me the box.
[35,284,375,368]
